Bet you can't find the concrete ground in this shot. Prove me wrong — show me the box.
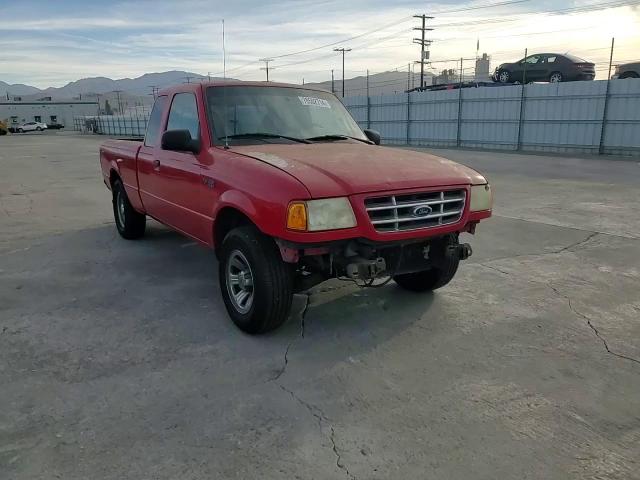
[1,132,639,480]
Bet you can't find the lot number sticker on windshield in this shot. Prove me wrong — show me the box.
[298,96,331,108]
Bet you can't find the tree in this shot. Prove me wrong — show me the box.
[104,99,113,115]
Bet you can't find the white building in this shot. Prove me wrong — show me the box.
[0,99,99,128]
[475,53,492,81]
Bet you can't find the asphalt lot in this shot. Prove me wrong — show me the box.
[1,132,639,479]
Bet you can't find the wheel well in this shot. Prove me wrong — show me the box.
[214,207,254,254]
[109,170,121,189]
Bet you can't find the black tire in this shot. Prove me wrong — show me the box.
[620,72,639,79]
[219,225,294,334]
[549,71,563,83]
[497,70,511,83]
[18,128,23,133]
[112,179,146,239]
[394,236,460,292]
[36,126,42,131]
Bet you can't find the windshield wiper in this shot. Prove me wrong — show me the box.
[219,132,311,144]
[306,134,373,144]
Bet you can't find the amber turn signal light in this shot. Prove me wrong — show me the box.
[287,202,307,231]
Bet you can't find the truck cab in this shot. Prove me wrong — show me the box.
[100,82,492,333]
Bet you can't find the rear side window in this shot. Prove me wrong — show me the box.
[166,93,200,140]
[547,56,557,63]
[144,95,168,147]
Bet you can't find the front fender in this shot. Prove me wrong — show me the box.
[213,188,291,243]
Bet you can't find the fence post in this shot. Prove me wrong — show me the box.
[456,57,463,147]
[366,69,371,129]
[516,48,528,150]
[406,92,411,145]
[599,37,615,155]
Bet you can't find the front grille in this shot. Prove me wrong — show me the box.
[365,189,466,232]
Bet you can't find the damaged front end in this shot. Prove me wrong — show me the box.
[277,234,472,291]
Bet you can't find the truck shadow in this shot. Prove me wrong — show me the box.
[2,222,443,383]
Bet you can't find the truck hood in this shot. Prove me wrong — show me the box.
[232,143,486,198]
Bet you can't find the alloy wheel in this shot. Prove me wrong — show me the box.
[226,250,254,314]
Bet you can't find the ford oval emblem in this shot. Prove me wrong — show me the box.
[412,204,433,217]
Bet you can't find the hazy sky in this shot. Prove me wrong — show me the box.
[1,0,639,87]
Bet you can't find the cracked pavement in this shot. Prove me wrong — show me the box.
[1,135,639,479]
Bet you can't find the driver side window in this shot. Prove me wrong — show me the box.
[524,55,540,64]
[166,93,200,140]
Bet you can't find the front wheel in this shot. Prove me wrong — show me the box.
[112,179,146,239]
[17,128,23,133]
[497,70,511,83]
[36,127,42,131]
[394,236,460,292]
[219,226,294,334]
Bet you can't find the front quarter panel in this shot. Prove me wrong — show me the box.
[210,147,311,247]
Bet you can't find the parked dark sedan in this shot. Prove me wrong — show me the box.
[612,62,640,79]
[493,53,595,84]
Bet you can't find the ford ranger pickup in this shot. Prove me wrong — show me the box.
[99,82,492,333]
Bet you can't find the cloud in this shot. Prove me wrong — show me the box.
[0,0,638,87]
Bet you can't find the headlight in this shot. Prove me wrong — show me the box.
[470,184,492,212]
[287,197,357,231]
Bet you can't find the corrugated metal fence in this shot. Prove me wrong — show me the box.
[344,79,640,156]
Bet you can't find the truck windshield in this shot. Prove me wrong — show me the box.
[206,86,367,146]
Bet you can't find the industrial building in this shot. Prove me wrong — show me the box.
[0,98,99,128]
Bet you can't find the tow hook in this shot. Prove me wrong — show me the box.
[346,257,387,280]
[458,243,473,260]
[446,243,473,260]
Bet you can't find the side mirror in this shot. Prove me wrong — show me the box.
[363,129,381,145]
[161,129,200,153]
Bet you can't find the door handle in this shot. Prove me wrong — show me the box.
[153,159,160,170]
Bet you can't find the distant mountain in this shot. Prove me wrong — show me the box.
[303,70,435,96]
[0,81,41,97]
[41,70,214,97]
[1,71,222,100]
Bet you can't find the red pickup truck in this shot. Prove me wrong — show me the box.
[100,82,492,333]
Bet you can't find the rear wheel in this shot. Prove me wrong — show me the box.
[549,72,563,83]
[36,126,42,131]
[112,179,146,239]
[18,128,24,133]
[219,226,294,334]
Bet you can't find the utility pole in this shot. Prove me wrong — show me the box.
[333,47,351,97]
[114,90,123,114]
[207,72,212,81]
[259,58,274,82]
[331,69,335,93]
[148,86,158,99]
[407,63,411,91]
[184,76,194,84]
[413,14,433,89]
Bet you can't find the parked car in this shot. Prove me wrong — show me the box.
[99,82,493,334]
[47,123,65,129]
[612,62,640,79]
[493,53,595,84]
[17,121,48,133]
